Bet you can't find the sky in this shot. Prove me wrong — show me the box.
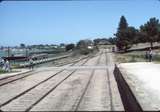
[0,0,160,46]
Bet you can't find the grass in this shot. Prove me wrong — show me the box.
[0,68,19,75]
[0,69,7,74]
[11,64,21,69]
[116,50,160,63]
[115,51,151,63]
[114,42,160,63]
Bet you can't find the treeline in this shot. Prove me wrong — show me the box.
[65,39,95,55]
[66,16,160,53]
[114,16,160,51]
[93,38,116,45]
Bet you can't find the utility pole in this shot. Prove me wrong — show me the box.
[26,48,28,57]
[7,47,10,57]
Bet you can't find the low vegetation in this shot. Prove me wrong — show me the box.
[115,50,160,63]
[0,69,7,74]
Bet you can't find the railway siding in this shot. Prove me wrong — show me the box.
[76,69,110,111]
[0,55,90,111]
[0,50,125,111]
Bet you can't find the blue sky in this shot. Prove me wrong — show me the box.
[0,0,160,46]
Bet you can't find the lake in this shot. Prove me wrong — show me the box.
[0,49,27,57]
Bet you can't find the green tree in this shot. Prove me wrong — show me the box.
[140,17,159,48]
[93,38,110,45]
[115,16,130,51]
[135,31,148,43]
[20,43,26,48]
[115,16,128,51]
[115,16,138,51]
[116,27,137,51]
[118,15,128,30]
[157,24,160,41]
[127,27,138,44]
[93,38,101,45]
[107,37,116,44]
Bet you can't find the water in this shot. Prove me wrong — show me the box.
[0,49,27,57]
[0,50,7,57]
[0,48,62,58]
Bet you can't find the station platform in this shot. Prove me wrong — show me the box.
[116,62,160,111]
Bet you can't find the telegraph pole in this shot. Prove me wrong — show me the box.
[7,47,10,57]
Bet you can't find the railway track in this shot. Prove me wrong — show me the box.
[73,51,102,111]
[71,49,118,111]
[0,50,123,111]
[0,71,39,87]
[25,57,92,111]
[29,53,103,111]
[0,55,92,87]
[0,52,101,111]
[71,50,115,111]
[105,51,114,111]
[105,50,124,111]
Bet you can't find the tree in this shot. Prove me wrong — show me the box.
[93,38,101,45]
[116,27,136,51]
[157,24,160,41]
[118,15,128,31]
[20,43,25,48]
[140,17,159,48]
[107,37,117,44]
[127,27,138,44]
[135,30,148,43]
[60,43,65,47]
[115,16,130,51]
[115,16,139,51]
[93,38,110,45]
[65,43,75,51]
